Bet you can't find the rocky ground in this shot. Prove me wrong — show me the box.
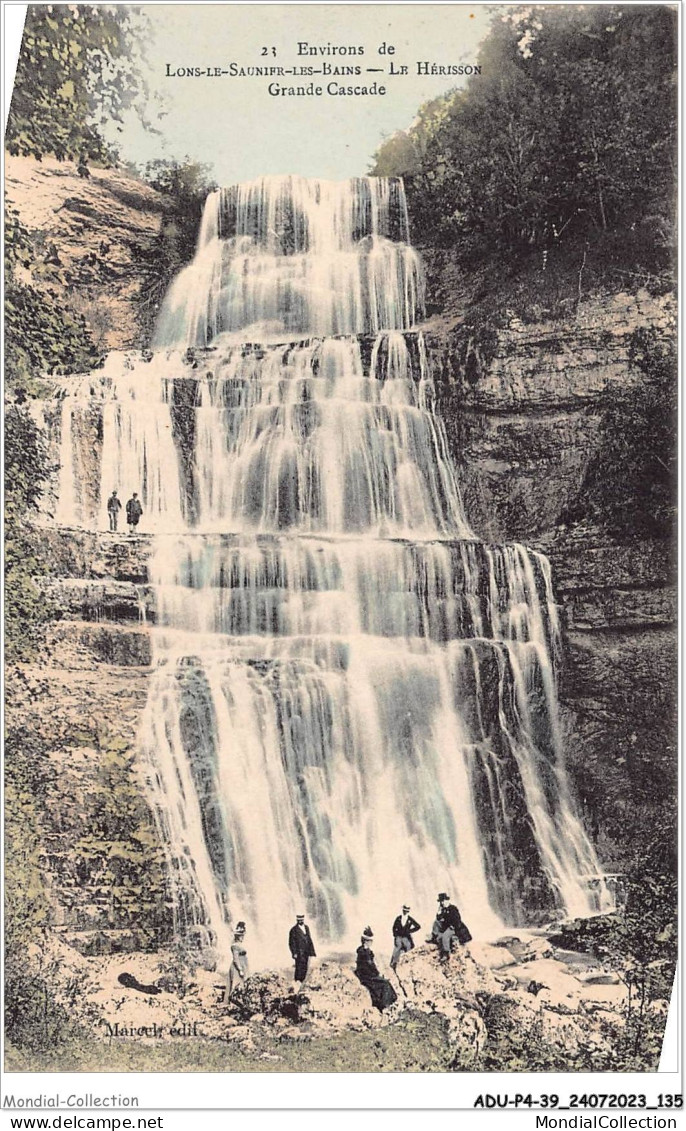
[12,928,658,1072]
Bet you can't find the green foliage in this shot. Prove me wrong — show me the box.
[555,805,677,978]
[136,159,218,343]
[143,158,218,228]
[4,729,54,956]
[3,526,54,663]
[6,283,100,393]
[49,726,170,935]
[4,206,34,275]
[4,210,96,661]
[475,1005,663,1072]
[372,6,676,285]
[3,727,77,1055]
[6,4,156,165]
[4,722,170,1053]
[475,1011,608,1072]
[566,329,676,538]
[5,407,50,516]
[4,967,86,1055]
[550,802,676,1070]
[4,408,56,662]
[7,1011,453,1073]
[374,94,453,179]
[5,208,100,395]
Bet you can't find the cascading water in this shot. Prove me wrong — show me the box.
[56,174,613,968]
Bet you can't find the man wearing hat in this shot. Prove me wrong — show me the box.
[390,904,421,971]
[288,913,316,988]
[431,893,471,963]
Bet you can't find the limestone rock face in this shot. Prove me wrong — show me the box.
[425,289,675,544]
[6,154,166,350]
[420,284,676,862]
[233,961,384,1032]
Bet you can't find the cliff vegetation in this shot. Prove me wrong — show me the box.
[373,5,676,307]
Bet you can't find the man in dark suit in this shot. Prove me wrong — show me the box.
[390,904,421,970]
[288,913,316,987]
[431,892,471,963]
[125,492,143,533]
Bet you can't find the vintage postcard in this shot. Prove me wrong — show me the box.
[3,0,679,1095]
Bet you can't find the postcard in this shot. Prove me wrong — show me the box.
[3,0,679,1105]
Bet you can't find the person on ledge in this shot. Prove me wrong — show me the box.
[107,489,122,532]
[225,921,249,1001]
[288,913,316,989]
[354,927,397,1012]
[430,892,471,963]
[390,903,421,970]
[126,492,143,534]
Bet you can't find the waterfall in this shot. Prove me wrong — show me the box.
[153,176,423,346]
[56,175,613,968]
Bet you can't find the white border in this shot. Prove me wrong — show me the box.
[1,0,682,1115]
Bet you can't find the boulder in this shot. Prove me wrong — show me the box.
[493,935,553,962]
[579,982,629,1009]
[232,961,382,1033]
[579,971,621,986]
[509,958,584,1013]
[469,941,517,970]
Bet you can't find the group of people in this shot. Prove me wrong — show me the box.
[222,894,471,1014]
[107,489,143,533]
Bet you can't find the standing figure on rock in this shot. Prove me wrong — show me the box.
[390,903,421,970]
[354,927,398,1012]
[288,912,316,990]
[225,921,249,1000]
[107,489,122,532]
[126,492,143,534]
[430,893,471,963]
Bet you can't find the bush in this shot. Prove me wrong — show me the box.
[135,159,217,343]
[4,966,85,1055]
[5,284,99,395]
[373,6,676,288]
[4,727,69,1055]
[4,408,57,662]
[6,5,156,166]
[58,729,170,938]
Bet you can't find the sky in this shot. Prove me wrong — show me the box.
[101,3,493,184]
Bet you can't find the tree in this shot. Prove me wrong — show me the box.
[4,407,56,662]
[136,159,218,343]
[6,4,157,164]
[372,5,677,281]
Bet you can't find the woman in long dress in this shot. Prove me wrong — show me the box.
[225,921,249,1000]
[354,927,398,1012]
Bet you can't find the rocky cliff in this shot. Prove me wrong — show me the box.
[426,289,674,541]
[29,284,676,944]
[5,153,168,350]
[424,287,677,860]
